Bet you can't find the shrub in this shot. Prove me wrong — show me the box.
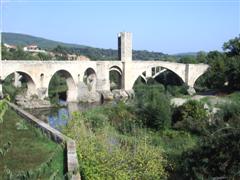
[172,100,208,134]
[180,129,240,179]
[134,83,165,99]
[83,107,109,129]
[165,85,188,97]
[3,75,27,101]
[136,86,171,130]
[212,101,240,130]
[227,92,240,103]
[63,112,168,180]
[107,101,138,134]
[217,102,240,122]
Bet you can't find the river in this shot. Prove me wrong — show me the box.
[27,100,106,130]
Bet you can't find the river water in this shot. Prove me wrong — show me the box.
[27,101,106,130]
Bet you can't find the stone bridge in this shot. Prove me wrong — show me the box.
[0,32,209,102]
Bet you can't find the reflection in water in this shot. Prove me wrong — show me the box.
[48,107,69,130]
[27,101,105,130]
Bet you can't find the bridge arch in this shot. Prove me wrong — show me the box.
[48,69,77,102]
[133,73,147,88]
[3,71,37,97]
[110,66,122,75]
[83,68,97,92]
[192,70,209,89]
[153,69,185,86]
[132,65,185,89]
[186,64,209,88]
[109,66,122,90]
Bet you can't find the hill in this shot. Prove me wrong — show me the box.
[1,32,88,49]
[1,32,168,60]
[173,52,198,57]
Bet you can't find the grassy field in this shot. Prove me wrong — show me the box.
[0,108,65,179]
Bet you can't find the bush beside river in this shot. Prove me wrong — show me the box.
[62,84,240,179]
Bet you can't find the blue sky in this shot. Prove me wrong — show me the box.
[1,0,240,54]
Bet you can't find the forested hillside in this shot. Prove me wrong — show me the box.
[2,32,168,60]
[2,32,88,49]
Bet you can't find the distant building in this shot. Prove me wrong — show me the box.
[67,54,90,61]
[23,45,46,53]
[4,43,17,50]
[67,54,77,60]
[77,55,90,61]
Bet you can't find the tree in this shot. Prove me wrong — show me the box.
[135,85,171,130]
[225,56,240,90]
[223,35,240,89]
[223,35,240,57]
[204,51,227,89]
[180,130,240,179]
[37,52,52,60]
[179,55,197,64]
[196,51,207,63]
[1,44,13,60]
[172,100,208,134]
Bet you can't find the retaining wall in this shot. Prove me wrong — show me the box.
[7,102,81,180]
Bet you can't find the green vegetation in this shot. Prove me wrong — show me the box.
[135,85,172,130]
[180,129,240,179]
[0,108,65,179]
[0,99,8,123]
[179,98,240,179]
[62,82,240,179]
[63,106,197,179]
[2,32,88,49]
[64,112,168,179]
[2,32,169,61]
[195,35,240,91]
[48,73,68,104]
[2,74,28,101]
[2,45,36,60]
[52,45,168,61]
[2,45,52,61]
[179,55,197,64]
[172,100,208,134]
[62,85,198,179]
[1,32,240,179]
[2,70,68,104]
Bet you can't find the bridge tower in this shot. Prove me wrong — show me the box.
[118,32,133,90]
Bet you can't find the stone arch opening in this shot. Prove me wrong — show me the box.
[136,66,184,86]
[193,71,209,92]
[3,71,37,99]
[132,66,186,92]
[153,68,185,86]
[83,68,97,92]
[109,66,122,90]
[48,70,77,103]
[132,72,147,90]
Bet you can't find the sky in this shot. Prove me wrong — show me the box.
[1,0,240,54]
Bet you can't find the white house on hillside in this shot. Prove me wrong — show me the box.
[23,45,47,53]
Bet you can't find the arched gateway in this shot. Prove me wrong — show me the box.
[0,32,209,101]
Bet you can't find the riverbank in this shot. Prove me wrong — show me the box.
[0,108,65,179]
